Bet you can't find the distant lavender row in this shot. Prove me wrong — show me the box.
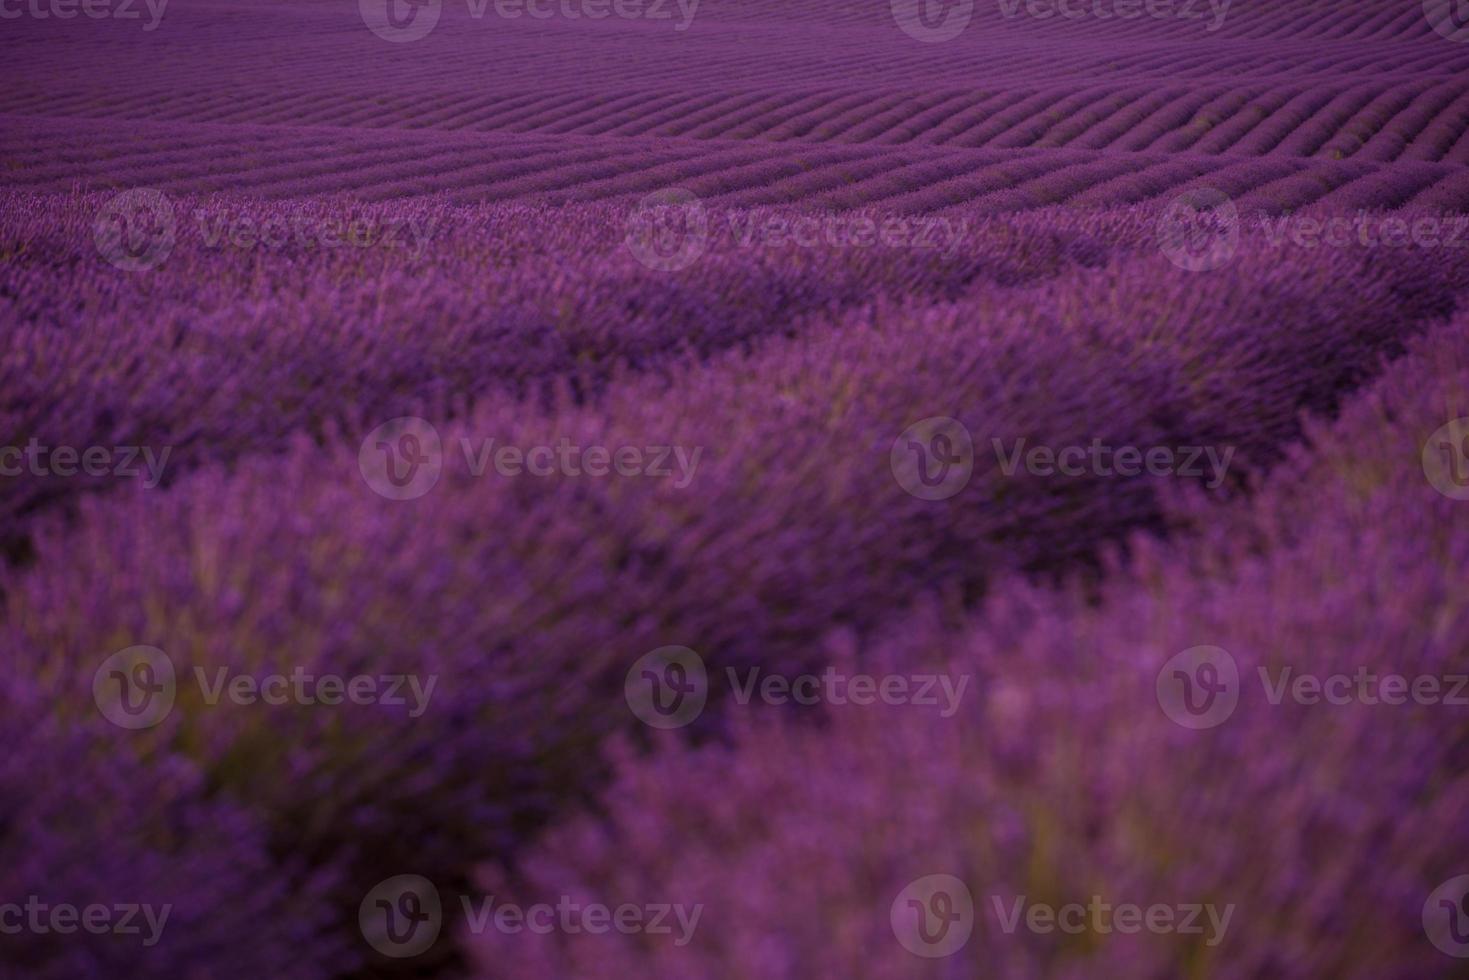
[8,107,1469,213]
[465,308,1469,980]
[2,222,1461,973]
[0,191,1128,544]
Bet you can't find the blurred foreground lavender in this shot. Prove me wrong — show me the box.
[3,195,1468,975]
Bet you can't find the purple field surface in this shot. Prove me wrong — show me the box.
[465,308,1469,980]
[3,0,1469,977]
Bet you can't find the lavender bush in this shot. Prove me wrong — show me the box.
[0,679,347,978]
[2,216,1463,970]
[465,310,1469,980]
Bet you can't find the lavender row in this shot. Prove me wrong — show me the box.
[1,228,1462,972]
[0,191,1125,544]
[465,308,1469,980]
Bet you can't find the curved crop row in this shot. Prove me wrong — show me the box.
[465,305,1469,980]
[0,192,1125,541]
[1,222,1460,971]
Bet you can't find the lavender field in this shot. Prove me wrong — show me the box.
[3,0,1469,977]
